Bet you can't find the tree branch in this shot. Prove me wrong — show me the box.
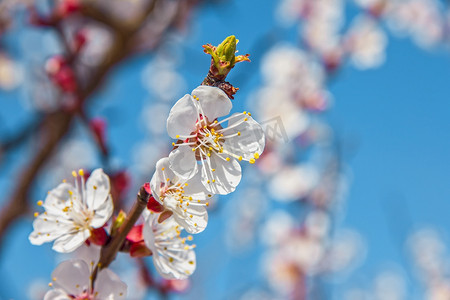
[91,186,150,286]
[0,0,171,252]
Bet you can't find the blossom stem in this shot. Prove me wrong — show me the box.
[201,69,238,99]
[90,185,150,288]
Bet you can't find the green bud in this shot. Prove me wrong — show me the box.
[110,210,126,237]
[216,35,237,66]
[203,35,250,78]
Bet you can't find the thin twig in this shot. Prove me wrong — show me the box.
[0,0,168,252]
[90,186,150,287]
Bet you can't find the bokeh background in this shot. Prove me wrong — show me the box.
[1,0,450,299]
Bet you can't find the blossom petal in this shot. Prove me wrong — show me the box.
[151,157,177,203]
[90,194,113,228]
[45,182,74,208]
[95,268,127,299]
[165,198,208,234]
[152,246,196,280]
[183,170,208,197]
[43,289,71,300]
[51,259,90,295]
[222,113,265,161]
[200,154,242,195]
[166,94,199,139]
[29,215,72,245]
[86,168,111,211]
[143,214,157,254]
[143,215,196,279]
[168,146,198,179]
[192,86,232,121]
[52,229,90,253]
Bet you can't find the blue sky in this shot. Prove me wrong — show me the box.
[1,0,450,299]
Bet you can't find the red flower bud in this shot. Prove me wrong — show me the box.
[57,0,81,17]
[89,118,108,155]
[147,195,164,213]
[126,224,143,243]
[89,227,108,246]
[130,241,152,258]
[45,56,77,93]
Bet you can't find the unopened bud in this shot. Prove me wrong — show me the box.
[111,210,126,237]
[130,241,152,257]
[147,195,164,213]
[203,35,250,78]
[89,227,108,246]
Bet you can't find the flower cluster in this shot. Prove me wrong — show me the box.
[145,85,265,278]
[29,71,265,296]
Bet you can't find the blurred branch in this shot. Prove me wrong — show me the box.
[0,116,44,157]
[79,2,125,32]
[0,0,191,252]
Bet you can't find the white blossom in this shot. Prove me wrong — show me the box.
[386,0,444,48]
[29,169,113,253]
[44,259,127,299]
[345,16,387,69]
[166,86,265,194]
[143,212,196,279]
[150,157,210,234]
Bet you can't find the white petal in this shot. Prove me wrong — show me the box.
[143,215,196,279]
[166,94,199,139]
[43,289,71,300]
[192,86,232,121]
[152,244,196,280]
[51,259,90,295]
[52,229,90,253]
[165,197,208,234]
[183,170,208,196]
[90,194,113,228]
[168,146,198,179]
[95,268,127,299]
[29,216,71,245]
[201,154,242,195]
[143,214,157,254]
[151,157,177,202]
[44,182,74,214]
[86,168,111,211]
[222,113,265,161]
